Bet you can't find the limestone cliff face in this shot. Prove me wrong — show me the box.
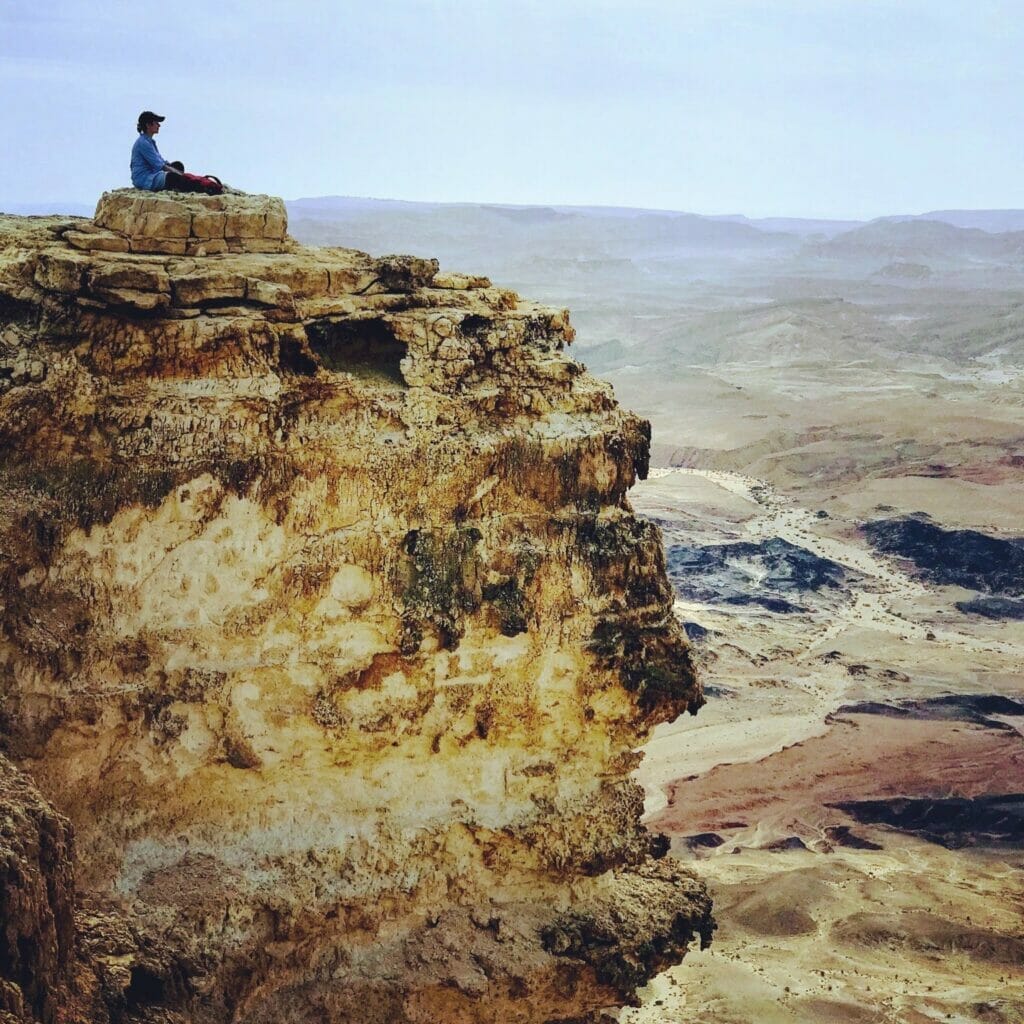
[0,190,710,1023]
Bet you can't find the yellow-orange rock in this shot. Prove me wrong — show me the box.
[0,196,710,1024]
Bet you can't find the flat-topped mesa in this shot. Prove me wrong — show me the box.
[0,194,709,1024]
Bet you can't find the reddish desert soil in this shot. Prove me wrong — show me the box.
[653,713,1024,841]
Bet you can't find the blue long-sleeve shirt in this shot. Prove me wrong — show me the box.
[131,133,167,190]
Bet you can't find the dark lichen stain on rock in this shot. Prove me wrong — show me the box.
[579,516,701,718]
[542,861,714,995]
[400,525,484,649]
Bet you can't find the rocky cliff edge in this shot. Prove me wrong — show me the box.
[0,189,711,1023]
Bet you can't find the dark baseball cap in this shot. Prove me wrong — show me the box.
[139,111,165,124]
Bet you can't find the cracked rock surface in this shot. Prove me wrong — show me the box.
[0,192,711,1023]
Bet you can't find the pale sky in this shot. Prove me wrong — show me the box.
[2,0,1021,219]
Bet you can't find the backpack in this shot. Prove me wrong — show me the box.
[181,172,224,196]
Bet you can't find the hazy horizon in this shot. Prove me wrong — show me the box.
[3,0,1022,219]
[6,192,1024,228]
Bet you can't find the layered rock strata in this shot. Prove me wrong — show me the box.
[0,191,710,1023]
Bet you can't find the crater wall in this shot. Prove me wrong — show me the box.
[0,191,710,1023]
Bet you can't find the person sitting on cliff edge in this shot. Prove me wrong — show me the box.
[130,111,208,193]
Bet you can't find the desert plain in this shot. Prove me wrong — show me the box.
[292,199,1024,1022]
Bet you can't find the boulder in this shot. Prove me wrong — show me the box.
[93,189,291,256]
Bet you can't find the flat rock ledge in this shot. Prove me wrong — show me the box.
[69,189,290,257]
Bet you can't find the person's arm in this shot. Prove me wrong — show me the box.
[141,136,170,175]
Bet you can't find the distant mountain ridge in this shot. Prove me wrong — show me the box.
[813,218,1024,261]
[287,195,1024,239]
[0,201,94,217]
[707,214,864,238]
[285,197,1024,291]
[285,195,799,272]
[877,210,1024,233]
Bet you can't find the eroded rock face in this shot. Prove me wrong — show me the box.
[0,755,192,1024]
[0,192,710,1023]
[0,752,76,1023]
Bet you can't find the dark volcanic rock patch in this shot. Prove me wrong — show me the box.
[761,836,809,852]
[831,694,1024,731]
[681,621,710,641]
[703,684,737,699]
[863,515,1024,596]
[829,795,1024,849]
[652,712,1024,848]
[682,832,725,850]
[956,595,1024,620]
[823,825,883,851]
[663,536,847,613]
